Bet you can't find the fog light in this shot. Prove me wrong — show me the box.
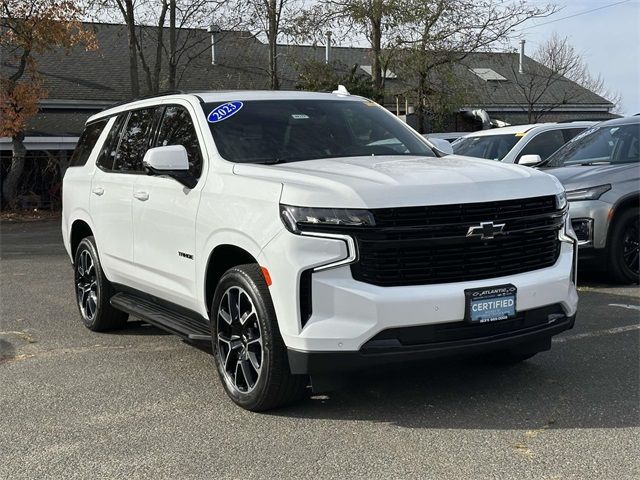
[571,218,593,246]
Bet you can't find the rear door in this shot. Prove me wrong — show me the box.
[131,103,206,310]
[90,108,157,285]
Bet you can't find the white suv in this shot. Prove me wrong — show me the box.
[62,91,579,411]
[452,122,595,165]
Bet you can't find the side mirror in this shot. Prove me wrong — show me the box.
[143,145,197,189]
[518,154,543,167]
[429,138,454,155]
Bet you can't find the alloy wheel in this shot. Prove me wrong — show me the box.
[76,249,98,321]
[622,217,640,276]
[217,286,264,393]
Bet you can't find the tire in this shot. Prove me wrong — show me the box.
[74,236,128,331]
[607,208,640,284]
[210,264,307,411]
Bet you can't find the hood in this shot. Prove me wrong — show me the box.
[544,164,639,191]
[233,155,563,208]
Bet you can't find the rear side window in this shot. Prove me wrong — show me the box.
[452,134,519,161]
[156,105,203,177]
[69,120,108,167]
[96,114,127,171]
[516,130,566,163]
[114,107,157,173]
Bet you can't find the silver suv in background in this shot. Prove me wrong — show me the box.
[540,116,640,284]
[452,122,595,165]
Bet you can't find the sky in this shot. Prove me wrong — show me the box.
[518,0,640,114]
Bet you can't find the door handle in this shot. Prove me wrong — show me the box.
[133,191,149,201]
[92,186,104,196]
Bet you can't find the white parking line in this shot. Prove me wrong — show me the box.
[608,303,640,311]
[553,324,640,343]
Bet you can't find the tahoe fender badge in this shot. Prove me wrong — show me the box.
[178,251,194,260]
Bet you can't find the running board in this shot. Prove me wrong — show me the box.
[110,292,211,342]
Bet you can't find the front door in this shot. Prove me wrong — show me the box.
[131,103,206,311]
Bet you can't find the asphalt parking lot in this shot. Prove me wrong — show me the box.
[1,219,639,479]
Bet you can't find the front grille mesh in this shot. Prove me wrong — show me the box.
[349,195,563,286]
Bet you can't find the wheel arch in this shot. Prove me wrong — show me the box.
[204,244,259,314]
[70,219,94,261]
[611,193,640,219]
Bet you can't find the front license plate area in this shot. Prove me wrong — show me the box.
[465,284,517,323]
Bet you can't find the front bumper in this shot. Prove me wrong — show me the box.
[260,231,578,356]
[288,305,575,374]
[568,199,612,249]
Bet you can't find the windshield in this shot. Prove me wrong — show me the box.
[543,123,640,167]
[202,100,435,164]
[452,134,520,161]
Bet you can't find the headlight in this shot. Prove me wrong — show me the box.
[555,191,567,210]
[565,184,611,202]
[280,205,375,233]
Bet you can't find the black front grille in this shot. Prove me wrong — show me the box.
[349,196,563,286]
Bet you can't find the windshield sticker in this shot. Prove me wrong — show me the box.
[291,114,309,119]
[208,101,243,123]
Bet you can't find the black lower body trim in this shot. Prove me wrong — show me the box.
[288,307,575,375]
[110,290,211,342]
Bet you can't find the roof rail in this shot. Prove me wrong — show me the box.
[103,90,186,110]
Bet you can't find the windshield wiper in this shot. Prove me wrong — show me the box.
[578,161,611,166]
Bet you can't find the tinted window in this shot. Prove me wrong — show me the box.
[516,130,566,163]
[561,127,587,143]
[156,105,203,177]
[452,134,519,161]
[96,115,127,171]
[70,120,108,167]
[201,100,435,164]
[544,123,640,167]
[114,108,156,172]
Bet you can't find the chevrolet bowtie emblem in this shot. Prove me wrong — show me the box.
[466,221,506,240]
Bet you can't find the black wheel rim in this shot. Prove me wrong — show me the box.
[217,286,263,394]
[622,217,639,276]
[76,249,98,321]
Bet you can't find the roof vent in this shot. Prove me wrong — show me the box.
[207,24,221,65]
[469,68,507,82]
[325,31,332,64]
[332,85,350,96]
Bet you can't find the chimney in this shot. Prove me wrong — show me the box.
[325,31,332,64]
[519,39,525,74]
[208,24,221,65]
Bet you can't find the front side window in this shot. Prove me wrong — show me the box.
[452,134,519,161]
[516,130,566,163]
[201,99,435,164]
[544,123,640,167]
[114,108,157,173]
[156,105,203,177]
[70,119,108,167]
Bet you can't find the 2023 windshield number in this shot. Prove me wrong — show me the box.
[208,101,243,123]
